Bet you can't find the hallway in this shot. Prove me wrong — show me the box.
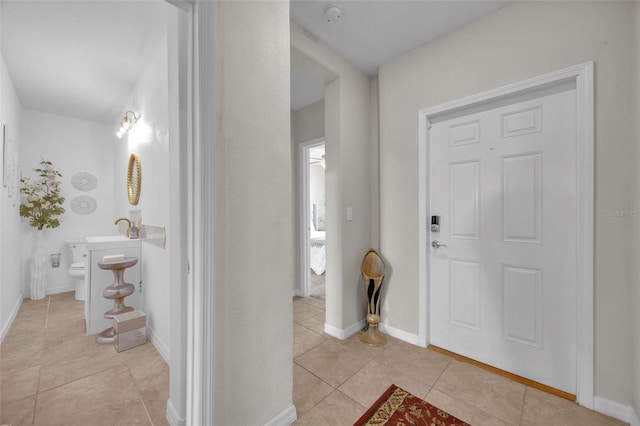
[293,296,624,425]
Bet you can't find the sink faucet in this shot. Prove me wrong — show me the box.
[114,218,131,238]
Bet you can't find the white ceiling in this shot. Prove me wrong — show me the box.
[1,1,511,119]
[1,0,170,124]
[290,0,510,110]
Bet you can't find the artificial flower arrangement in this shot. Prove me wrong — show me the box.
[19,159,65,230]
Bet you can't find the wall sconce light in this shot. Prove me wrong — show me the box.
[116,111,140,138]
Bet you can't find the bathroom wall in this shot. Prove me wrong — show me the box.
[378,0,635,410]
[0,53,24,340]
[20,109,115,296]
[113,33,171,359]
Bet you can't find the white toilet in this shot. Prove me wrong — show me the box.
[67,240,88,301]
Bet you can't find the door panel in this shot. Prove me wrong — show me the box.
[429,83,577,394]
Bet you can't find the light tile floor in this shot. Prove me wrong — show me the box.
[0,292,169,426]
[292,296,627,426]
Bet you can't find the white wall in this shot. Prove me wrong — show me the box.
[0,53,24,340]
[114,32,171,359]
[211,2,294,424]
[379,0,634,407]
[632,1,640,421]
[19,110,114,296]
[291,21,373,333]
[291,99,324,294]
[309,163,325,230]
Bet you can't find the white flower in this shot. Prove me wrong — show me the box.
[27,203,33,208]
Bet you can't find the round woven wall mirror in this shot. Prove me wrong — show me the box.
[127,153,141,205]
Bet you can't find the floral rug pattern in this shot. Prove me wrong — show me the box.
[354,384,471,426]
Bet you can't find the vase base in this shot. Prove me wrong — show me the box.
[96,327,116,345]
[359,325,387,347]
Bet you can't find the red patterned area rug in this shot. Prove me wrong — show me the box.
[354,384,471,426]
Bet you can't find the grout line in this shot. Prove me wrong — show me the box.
[125,365,154,425]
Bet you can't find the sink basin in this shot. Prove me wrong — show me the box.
[86,235,129,243]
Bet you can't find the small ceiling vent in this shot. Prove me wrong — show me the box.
[324,6,343,24]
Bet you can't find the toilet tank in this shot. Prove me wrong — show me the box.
[67,239,88,263]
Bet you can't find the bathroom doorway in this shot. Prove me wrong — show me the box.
[300,138,326,300]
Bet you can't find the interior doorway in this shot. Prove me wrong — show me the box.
[300,138,326,300]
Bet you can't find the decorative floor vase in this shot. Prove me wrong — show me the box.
[30,230,48,300]
[360,249,387,347]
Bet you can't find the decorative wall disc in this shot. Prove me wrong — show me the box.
[70,195,97,215]
[71,172,98,192]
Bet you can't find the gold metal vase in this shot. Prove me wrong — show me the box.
[360,249,387,346]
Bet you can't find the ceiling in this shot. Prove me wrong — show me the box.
[1,0,170,124]
[1,1,511,120]
[290,0,510,110]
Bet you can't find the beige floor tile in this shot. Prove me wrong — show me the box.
[374,341,451,387]
[0,395,36,426]
[295,339,368,388]
[521,387,626,426]
[46,298,84,326]
[34,366,150,426]
[0,332,44,372]
[300,297,325,311]
[38,342,121,392]
[433,360,525,425]
[425,388,515,426]
[337,332,386,361]
[293,301,324,323]
[294,390,366,425]
[48,291,75,302]
[293,364,333,418]
[294,324,327,359]
[338,360,431,408]
[298,313,325,335]
[0,365,41,406]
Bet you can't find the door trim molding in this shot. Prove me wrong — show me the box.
[298,137,325,298]
[417,61,594,408]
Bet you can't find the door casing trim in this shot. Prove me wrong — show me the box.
[417,61,594,408]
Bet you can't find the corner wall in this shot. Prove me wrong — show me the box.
[378,1,634,407]
[0,53,23,340]
[632,1,640,422]
[291,21,373,334]
[211,2,294,424]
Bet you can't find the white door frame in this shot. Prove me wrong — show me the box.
[417,62,594,407]
[298,137,326,298]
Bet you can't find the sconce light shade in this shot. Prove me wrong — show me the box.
[117,111,140,138]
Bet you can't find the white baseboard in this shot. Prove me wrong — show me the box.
[324,318,366,340]
[631,406,640,426]
[594,396,639,424]
[146,323,170,363]
[264,404,297,426]
[46,285,75,296]
[166,398,186,426]
[0,296,23,343]
[379,322,422,346]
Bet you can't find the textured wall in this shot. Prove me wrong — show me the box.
[211,2,294,424]
[379,0,635,406]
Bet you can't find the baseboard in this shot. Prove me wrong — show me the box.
[379,322,422,346]
[0,296,23,343]
[264,404,297,426]
[594,396,638,424]
[146,323,170,363]
[324,318,366,340]
[631,406,640,426]
[166,398,186,426]
[46,285,75,296]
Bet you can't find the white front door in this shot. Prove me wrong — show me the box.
[429,81,577,394]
